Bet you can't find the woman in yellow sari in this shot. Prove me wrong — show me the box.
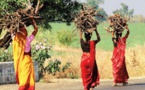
[12,16,38,90]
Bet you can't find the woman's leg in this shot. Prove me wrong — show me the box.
[90,87,93,90]
[112,83,117,86]
[123,82,128,86]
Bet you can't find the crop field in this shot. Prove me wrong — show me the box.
[28,22,145,50]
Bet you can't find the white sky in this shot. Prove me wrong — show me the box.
[79,0,145,16]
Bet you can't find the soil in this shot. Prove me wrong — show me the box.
[0,79,83,90]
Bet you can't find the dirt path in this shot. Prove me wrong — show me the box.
[0,77,145,90]
[0,79,83,90]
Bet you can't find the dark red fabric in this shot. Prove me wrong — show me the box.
[19,85,35,90]
[111,37,129,83]
[81,41,100,90]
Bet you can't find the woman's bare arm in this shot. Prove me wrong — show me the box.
[80,30,83,40]
[29,16,38,36]
[94,29,100,44]
[125,26,130,38]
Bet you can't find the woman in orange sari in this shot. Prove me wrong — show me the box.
[111,26,130,86]
[80,29,100,90]
[12,16,38,90]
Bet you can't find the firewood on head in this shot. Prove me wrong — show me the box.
[74,4,103,34]
[105,14,129,37]
[0,0,43,49]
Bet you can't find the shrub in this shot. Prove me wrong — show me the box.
[57,30,76,45]
[0,49,13,62]
[62,61,71,72]
[45,59,61,75]
[32,39,72,79]
[32,39,51,78]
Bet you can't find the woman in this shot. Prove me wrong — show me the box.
[111,26,130,86]
[80,29,100,90]
[12,16,38,90]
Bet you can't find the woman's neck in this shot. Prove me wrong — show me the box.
[18,31,27,38]
[86,40,90,43]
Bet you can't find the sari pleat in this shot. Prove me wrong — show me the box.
[12,33,35,90]
[81,41,99,90]
[111,37,129,83]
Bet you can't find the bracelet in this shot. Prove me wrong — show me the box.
[11,33,14,37]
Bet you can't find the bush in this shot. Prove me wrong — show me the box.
[62,61,71,72]
[45,59,61,75]
[0,49,13,62]
[57,30,77,46]
[32,39,72,79]
[32,39,51,78]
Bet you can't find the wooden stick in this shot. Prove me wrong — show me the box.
[35,0,40,14]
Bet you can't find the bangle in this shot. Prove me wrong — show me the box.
[11,33,14,37]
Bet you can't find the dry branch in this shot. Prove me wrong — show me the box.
[74,4,103,33]
[105,14,129,35]
[0,0,43,49]
[0,0,43,33]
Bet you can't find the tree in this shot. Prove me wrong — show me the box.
[87,0,104,8]
[86,0,107,21]
[113,3,134,18]
[39,0,81,27]
[130,15,145,23]
[0,0,82,49]
[0,0,81,29]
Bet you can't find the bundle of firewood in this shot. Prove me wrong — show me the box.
[106,14,129,34]
[0,0,43,33]
[74,4,103,33]
[0,0,43,49]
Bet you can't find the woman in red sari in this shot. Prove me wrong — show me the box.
[80,29,100,90]
[111,26,130,86]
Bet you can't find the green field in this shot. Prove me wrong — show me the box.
[28,22,145,51]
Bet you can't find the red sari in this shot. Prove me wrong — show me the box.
[111,37,129,83]
[81,41,99,90]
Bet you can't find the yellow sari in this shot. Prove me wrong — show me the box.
[12,32,35,90]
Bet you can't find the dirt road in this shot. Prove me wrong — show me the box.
[0,77,145,90]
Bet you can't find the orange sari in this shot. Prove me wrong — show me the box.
[12,32,35,90]
[81,41,99,90]
[111,37,129,83]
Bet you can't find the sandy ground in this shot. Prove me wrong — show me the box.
[0,77,145,90]
[0,79,83,90]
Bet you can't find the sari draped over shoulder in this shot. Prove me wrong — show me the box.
[81,41,100,90]
[12,33,35,90]
[111,37,129,83]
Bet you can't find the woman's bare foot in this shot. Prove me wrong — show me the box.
[90,87,93,90]
[112,83,117,86]
[123,82,128,86]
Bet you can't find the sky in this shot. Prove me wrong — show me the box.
[79,0,145,16]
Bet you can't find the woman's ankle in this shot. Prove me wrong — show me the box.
[112,83,117,86]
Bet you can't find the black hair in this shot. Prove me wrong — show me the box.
[116,32,122,42]
[84,32,92,41]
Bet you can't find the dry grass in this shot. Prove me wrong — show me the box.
[126,45,145,77]
[44,45,145,80]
